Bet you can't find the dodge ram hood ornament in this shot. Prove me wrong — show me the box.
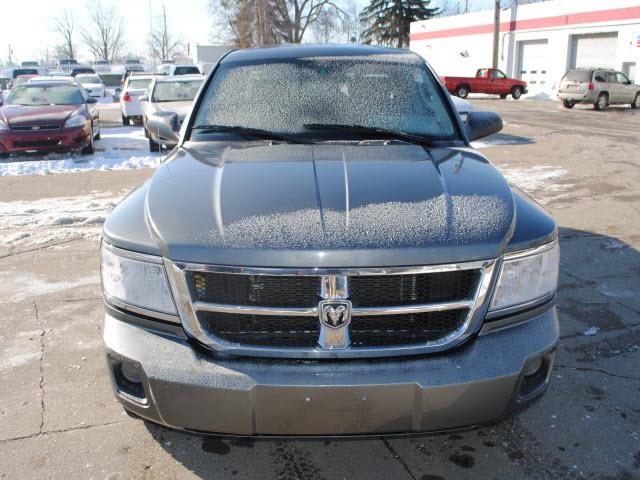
[319,300,352,330]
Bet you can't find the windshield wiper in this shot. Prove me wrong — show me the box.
[303,123,437,146]
[192,125,309,144]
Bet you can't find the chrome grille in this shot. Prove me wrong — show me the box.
[11,125,60,132]
[166,260,497,359]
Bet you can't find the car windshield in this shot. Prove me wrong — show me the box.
[193,54,457,141]
[153,80,202,102]
[174,66,199,75]
[128,78,153,90]
[6,85,85,106]
[563,70,592,82]
[76,74,101,84]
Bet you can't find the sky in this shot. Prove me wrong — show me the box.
[0,0,496,64]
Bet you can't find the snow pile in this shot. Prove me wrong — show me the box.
[0,191,125,246]
[0,127,161,177]
[496,164,570,205]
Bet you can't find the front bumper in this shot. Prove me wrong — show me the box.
[104,303,558,436]
[0,126,90,153]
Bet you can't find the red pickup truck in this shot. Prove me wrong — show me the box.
[442,68,528,100]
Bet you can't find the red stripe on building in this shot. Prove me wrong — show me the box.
[410,6,640,41]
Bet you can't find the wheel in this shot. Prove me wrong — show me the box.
[455,85,469,99]
[631,92,640,109]
[511,86,522,100]
[562,99,575,109]
[81,126,95,155]
[148,136,161,152]
[594,93,608,111]
[499,93,508,99]
[143,128,149,138]
[122,113,129,126]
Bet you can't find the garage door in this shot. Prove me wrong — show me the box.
[517,39,549,91]
[570,33,618,69]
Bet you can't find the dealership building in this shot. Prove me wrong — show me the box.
[409,0,640,97]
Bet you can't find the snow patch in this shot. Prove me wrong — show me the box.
[0,127,161,177]
[0,191,124,246]
[582,326,599,336]
[0,273,99,304]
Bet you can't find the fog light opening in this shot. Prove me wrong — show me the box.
[109,356,148,404]
[518,355,551,401]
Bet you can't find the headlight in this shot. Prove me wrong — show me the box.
[489,240,559,312]
[64,115,87,129]
[0,119,8,131]
[101,243,177,315]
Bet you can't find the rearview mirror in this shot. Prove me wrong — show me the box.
[466,111,503,141]
[139,95,148,102]
[146,114,180,143]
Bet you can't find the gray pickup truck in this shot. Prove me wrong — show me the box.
[101,45,560,436]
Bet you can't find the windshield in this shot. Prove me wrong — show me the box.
[128,78,153,90]
[563,70,592,82]
[193,55,457,141]
[76,74,101,84]
[152,80,202,102]
[7,85,85,106]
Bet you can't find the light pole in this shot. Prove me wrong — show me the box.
[492,0,500,69]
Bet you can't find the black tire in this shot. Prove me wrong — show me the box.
[143,128,149,138]
[81,126,95,155]
[511,86,522,100]
[562,99,575,109]
[631,93,640,109]
[594,93,608,111]
[121,114,129,126]
[148,136,161,152]
[455,85,469,99]
[499,93,508,99]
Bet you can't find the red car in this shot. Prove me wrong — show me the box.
[0,81,100,157]
[441,68,528,100]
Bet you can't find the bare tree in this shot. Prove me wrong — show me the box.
[50,6,76,60]
[148,5,184,62]
[82,0,125,62]
[270,0,347,44]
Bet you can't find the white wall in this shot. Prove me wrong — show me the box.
[410,0,640,96]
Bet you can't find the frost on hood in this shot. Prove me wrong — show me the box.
[194,54,455,139]
[198,195,512,250]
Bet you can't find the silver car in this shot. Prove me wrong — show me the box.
[558,68,640,110]
[140,75,203,151]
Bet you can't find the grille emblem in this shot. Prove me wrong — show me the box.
[31,126,40,130]
[319,300,351,330]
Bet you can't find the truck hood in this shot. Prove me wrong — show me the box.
[144,142,515,267]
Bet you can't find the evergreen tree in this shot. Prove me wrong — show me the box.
[360,0,439,48]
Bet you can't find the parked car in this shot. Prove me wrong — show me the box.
[7,74,38,90]
[0,82,100,156]
[120,66,146,86]
[120,74,157,125]
[442,68,528,100]
[1,67,39,80]
[75,73,106,98]
[70,66,96,77]
[166,64,201,75]
[59,59,79,66]
[558,68,640,110]
[21,61,39,67]
[101,44,560,436]
[141,75,203,150]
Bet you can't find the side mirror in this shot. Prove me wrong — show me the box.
[146,113,180,143]
[139,95,148,102]
[86,97,97,104]
[466,111,503,141]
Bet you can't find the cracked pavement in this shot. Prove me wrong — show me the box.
[0,99,639,479]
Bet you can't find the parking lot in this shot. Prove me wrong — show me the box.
[0,98,639,479]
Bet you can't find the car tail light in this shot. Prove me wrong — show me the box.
[123,92,132,102]
[588,82,594,90]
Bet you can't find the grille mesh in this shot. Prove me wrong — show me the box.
[187,272,319,308]
[350,310,468,347]
[349,270,479,307]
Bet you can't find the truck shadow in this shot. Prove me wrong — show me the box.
[143,226,640,479]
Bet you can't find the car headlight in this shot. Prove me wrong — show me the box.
[0,119,8,131]
[489,240,559,312]
[64,115,87,129]
[101,243,177,315]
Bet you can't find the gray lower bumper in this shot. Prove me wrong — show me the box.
[557,91,595,102]
[103,306,558,436]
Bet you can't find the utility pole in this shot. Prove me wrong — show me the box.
[464,0,469,14]
[8,44,13,65]
[492,0,500,69]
